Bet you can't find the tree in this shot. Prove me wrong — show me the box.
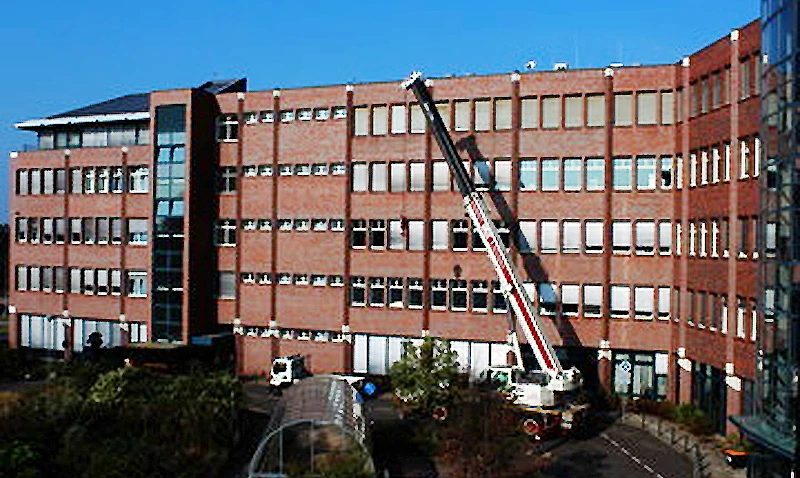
[388,337,462,417]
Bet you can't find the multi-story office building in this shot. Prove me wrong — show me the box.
[8,21,766,433]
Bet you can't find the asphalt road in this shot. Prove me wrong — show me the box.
[542,421,693,478]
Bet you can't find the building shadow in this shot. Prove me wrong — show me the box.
[454,136,584,359]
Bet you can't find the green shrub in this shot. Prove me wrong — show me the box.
[672,403,714,436]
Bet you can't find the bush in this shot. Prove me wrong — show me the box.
[627,397,676,419]
[672,403,714,436]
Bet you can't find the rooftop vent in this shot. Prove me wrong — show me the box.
[553,62,569,71]
[609,62,624,68]
[524,60,537,70]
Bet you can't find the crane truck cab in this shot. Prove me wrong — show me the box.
[269,355,311,387]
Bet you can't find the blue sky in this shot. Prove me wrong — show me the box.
[0,0,758,220]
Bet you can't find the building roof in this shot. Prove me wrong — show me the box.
[49,93,150,119]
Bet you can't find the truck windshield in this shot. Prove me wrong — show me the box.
[272,362,288,373]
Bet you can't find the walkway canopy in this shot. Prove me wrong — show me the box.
[247,376,374,477]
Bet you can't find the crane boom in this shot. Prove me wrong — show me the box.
[401,72,563,376]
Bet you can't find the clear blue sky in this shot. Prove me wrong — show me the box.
[0,0,758,221]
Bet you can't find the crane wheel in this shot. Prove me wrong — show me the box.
[522,418,541,437]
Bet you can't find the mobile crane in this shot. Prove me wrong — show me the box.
[401,72,585,435]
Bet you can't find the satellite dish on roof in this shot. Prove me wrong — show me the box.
[524,60,537,70]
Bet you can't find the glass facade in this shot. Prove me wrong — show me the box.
[152,105,186,342]
[736,1,800,475]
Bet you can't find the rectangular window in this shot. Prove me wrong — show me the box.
[635,221,655,255]
[215,272,234,299]
[635,287,654,319]
[585,221,603,253]
[216,114,239,141]
[17,169,29,195]
[519,159,538,191]
[454,100,470,131]
[351,220,367,248]
[612,221,632,254]
[518,220,536,253]
[474,100,491,131]
[471,280,489,312]
[370,162,388,192]
[369,219,386,249]
[492,281,507,313]
[689,153,698,187]
[388,220,405,250]
[432,161,450,191]
[410,103,426,133]
[473,159,490,190]
[16,266,27,291]
[562,221,581,253]
[494,159,512,191]
[658,221,672,255]
[450,280,468,311]
[408,220,425,250]
[520,97,539,128]
[70,218,82,244]
[30,169,41,195]
[494,98,512,130]
[372,105,388,135]
[54,267,66,294]
[538,283,557,316]
[661,91,674,124]
[352,162,368,192]
[409,162,425,191]
[585,158,604,191]
[660,156,673,189]
[40,218,53,244]
[564,95,583,128]
[431,279,448,310]
[369,277,385,306]
[128,219,148,245]
[765,221,777,257]
[15,217,28,243]
[611,285,630,317]
[354,106,369,136]
[69,268,81,294]
[658,287,671,319]
[42,169,54,194]
[408,278,423,309]
[636,156,657,190]
[740,60,751,100]
[311,163,328,176]
[676,156,683,189]
[584,285,602,317]
[391,104,407,134]
[389,278,404,308]
[390,162,406,192]
[215,219,237,246]
[541,158,560,191]
[452,220,469,251]
[128,166,149,193]
[637,92,657,125]
[563,158,582,191]
[96,269,109,295]
[96,217,109,244]
[541,221,558,253]
[586,94,605,127]
[542,96,561,129]
[562,284,579,316]
[614,93,633,126]
[28,266,40,292]
[613,158,632,190]
[431,220,448,250]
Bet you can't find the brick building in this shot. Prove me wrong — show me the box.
[8,21,764,433]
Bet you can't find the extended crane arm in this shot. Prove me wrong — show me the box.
[401,72,563,375]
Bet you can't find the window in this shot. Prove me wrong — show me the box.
[636,156,657,190]
[15,266,27,291]
[563,158,582,191]
[54,267,66,294]
[538,283,557,315]
[15,218,28,243]
[612,221,632,254]
[436,101,451,130]
[389,220,405,250]
[82,168,94,194]
[585,221,603,253]
[314,108,329,121]
[474,100,491,131]
[658,287,671,319]
[584,285,602,317]
[541,159,560,191]
[258,165,273,177]
[431,220,448,250]
[471,281,488,312]
[445,220,467,252]
[614,93,632,126]
[95,269,109,295]
[658,221,672,255]
[70,218,82,244]
[408,220,425,250]
[740,59,751,100]
[110,218,122,244]
[635,221,655,255]
[390,162,406,192]
[432,161,450,191]
[611,285,630,317]
[242,166,257,178]
[369,277,385,306]
[711,220,720,257]
[562,221,580,253]
[542,96,561,129]
[311,219,327,231]
[96,218,109,244]
[519,159,537,191]
[518,220,536,253]
[390,104,407,134]
[243,219,257,231]
[494,220,510,248]
[689,153,698,187]
[127,271,148,297]
[27,266,41,292]
[216,114,239,141]
[69,268,81,293]
[351,220,366,248]
[454,100,470,131]
[473,159,490,189]
[17,169,29,195]
[351,162,368,192]
[330,219,344,231]
[410,103,426,133]
[277,273,292,285]
[388,278,404,308]
[295,164,311,176]
[521,97,539,128]
[765,222,777,257]
[613,158,632,190]
[541,221,558,253]
[258,273,272,285]
[215,220,237,246]
[450,280,468,311]
[676,156,683,189]
[740,140,750,179]
[294,108,311,122]
[216,272,235,299]
[586,158,604,191]
[636,92,657,125]
[562,284,579,316]
[354,107,369,136]
[661,91,674,124]
[700,150,709,185]
[431,279,448,310]
[370,163,388,192]
[96,167,109,193]
[494,98,512,130]
[586,94,605,127]
[660,156,672,189]
[688,222,697,256]
[634,287,654,319]
[332,106,347,119]
[564,95,583,128]
[280,110,295,123]
[410,162,425,191]
[216,167,237,194]
[408,278,423,309]
[42,169,54,194]
[369,219,386,249]
[492,281,507,313]
[494,159,512,191]
[128,219,148,245]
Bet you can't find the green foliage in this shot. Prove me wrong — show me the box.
[0,440,41,478]
[719,433,755,453]
[388,337,462,417]
[672,403,714,436]
[627,397,676,419]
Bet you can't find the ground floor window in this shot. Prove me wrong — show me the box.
[612,350,668,400]
[692,362,727,434]
[17,314,147,351]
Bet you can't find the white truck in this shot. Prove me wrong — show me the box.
[402,72,586,436]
